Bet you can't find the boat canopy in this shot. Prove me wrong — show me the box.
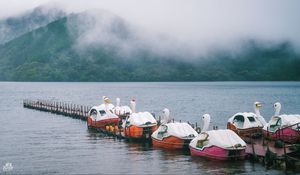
[152,122,198,140]
[190,129,246,150]
[113,106,132,116]
[89,103,118,121]
[91,103,115,112]
[228,112,264,129]
[127,112,157,127]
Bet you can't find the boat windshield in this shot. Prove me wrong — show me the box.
[233,115,244,128]
[99,110,106,116]
[90,109,97,116]
[270,117,281,126]
[247,116,256,122]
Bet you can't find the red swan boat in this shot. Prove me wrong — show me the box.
[122,100,157,140]
[87,96,120,130]
[151,108,198,149]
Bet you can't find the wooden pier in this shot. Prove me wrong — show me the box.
[23,99,91,121]
[23,99,202,137]
[246,138,300,169]
[22,99,203,131]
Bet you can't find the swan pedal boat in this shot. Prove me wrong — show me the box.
[152,122,198,150]
[190,114,246,160]
[263,114,300,143]
[87,103,120,130]
[263,102,300,143]
[112,98,132,119]
[227,112,264,138]
[189,130,246,160]
[227,102,266,138]
[87,97,120,130]
[124,112,158,140]
[122,100,158,140]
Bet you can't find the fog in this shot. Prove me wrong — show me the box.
[1,0,300,56]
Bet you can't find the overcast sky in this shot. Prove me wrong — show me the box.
[0,0,300,50]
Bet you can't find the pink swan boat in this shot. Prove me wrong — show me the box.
[189,114,246,160]
[263,102,300,143]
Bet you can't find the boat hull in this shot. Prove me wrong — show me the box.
[190,145,246,161]
[227,123,262,138]
[263,127,300,143]
[125,125,158,140]
[87,117,120,129]
[152,136,192,150]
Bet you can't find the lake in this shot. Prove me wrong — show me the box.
[0,82,299,174]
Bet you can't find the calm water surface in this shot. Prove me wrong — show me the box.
[0,82,299,174]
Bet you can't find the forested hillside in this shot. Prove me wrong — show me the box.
[0,10,299,81]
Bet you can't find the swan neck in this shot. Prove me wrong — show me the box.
[105,103,109,112]
[202,117,210,132]
[131,101,136,113]
[257,116,267,126]
[255,112,267,125]
[254,107,260,117]
[116,98,120,107]
[162,111,170,124]
[275,107,281,116]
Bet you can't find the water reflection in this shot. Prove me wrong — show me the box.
[85,128,250,174]
[83,125,290,174]
[86,129,107,140]
[191,156,248,174]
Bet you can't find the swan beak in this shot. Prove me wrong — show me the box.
[103,96,110,104]
[256,103,262,108]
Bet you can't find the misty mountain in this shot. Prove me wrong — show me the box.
[0,5,65,45]
[0,10,299,81]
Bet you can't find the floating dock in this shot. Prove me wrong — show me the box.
[23,99,300,171]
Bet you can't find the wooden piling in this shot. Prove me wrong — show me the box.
[23,99,90,121]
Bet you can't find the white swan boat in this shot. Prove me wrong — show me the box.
[112,98,132,118]
[263,102,300,143]
[87,96,120,129]
[123,100,158,140]
[151,108,198,149]
[190,114,246,160]
[227,102,267,138]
